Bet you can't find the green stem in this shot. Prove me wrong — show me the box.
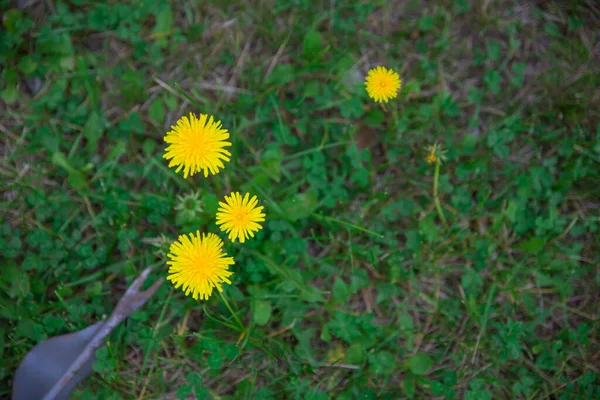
[379,102,399,132]
[433,160,448,228]
[391,106,399,131]
[218,290,244,330]
[313,213,383,238]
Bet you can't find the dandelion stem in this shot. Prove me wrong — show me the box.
[218,290,244,330]
[391,106,399,131]
[433,160,448,228]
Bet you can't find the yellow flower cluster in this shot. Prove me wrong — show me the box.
[163,113,265,300]
[162,66,424,300]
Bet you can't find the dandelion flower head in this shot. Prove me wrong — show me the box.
[426,150,437,164]
[365,66,402,103]
[425,143,448,165]
[216,192,266,243]
[163,113,232,178]
[166,231,234,300]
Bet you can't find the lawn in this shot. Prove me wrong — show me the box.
[1,0,600,399]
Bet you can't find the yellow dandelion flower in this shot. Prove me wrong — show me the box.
[163,113,232,178]
[216,192,266,243]
[424,143,448,165]
[166,231,234,300]
[426,151,438,165]
[364,66,402,103]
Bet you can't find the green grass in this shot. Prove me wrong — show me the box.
[2,0,600,399]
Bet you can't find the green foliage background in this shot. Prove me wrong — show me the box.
[1,0,599,398]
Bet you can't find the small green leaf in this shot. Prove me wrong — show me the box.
[267,64,295,85]
[107,139,126,161]
[1,264,30,299]
[152,6,173,48]
[486,39,502,61]
[18,55,38,75]
[2,68,19,85]
[349,270,369,293]
[340,96,364,119]
[304,80,321,97]
[176,385,192,400]
[454,0,471,14]
[419,214,441,243]
[85,281,103,297]
[409,353,433,375]
[40,127,59,153]
[149,98,165,124]
[274,124,296,146]
[207,351,222,369]
[514,237,546,252]
[59,55,74,71]
[510,62,526,87]
[68,170,87,191]
[280,190,318,221]
[402,374,416,398]
[1,85,18,104]
[42,315,65,333]
[92,355,115,374]
[142,139,157,156]
[3,9,23,33]
[402,79,421,96]
[398,312,414,332]
[51,152,75,173]
[484,69,502,94]
[164,94,178,110]
[260,145,283,182]
[83,111,103,155]
[302,29,323,59]
[345,344,365,364]
[364,108,385,127]
[419,15,434,32]
[16,319,46,342]
[332,277,350,303]
[52,152,87,190]
[299,290,324,303]
[369,351,397,375]
[253,300,272,326]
